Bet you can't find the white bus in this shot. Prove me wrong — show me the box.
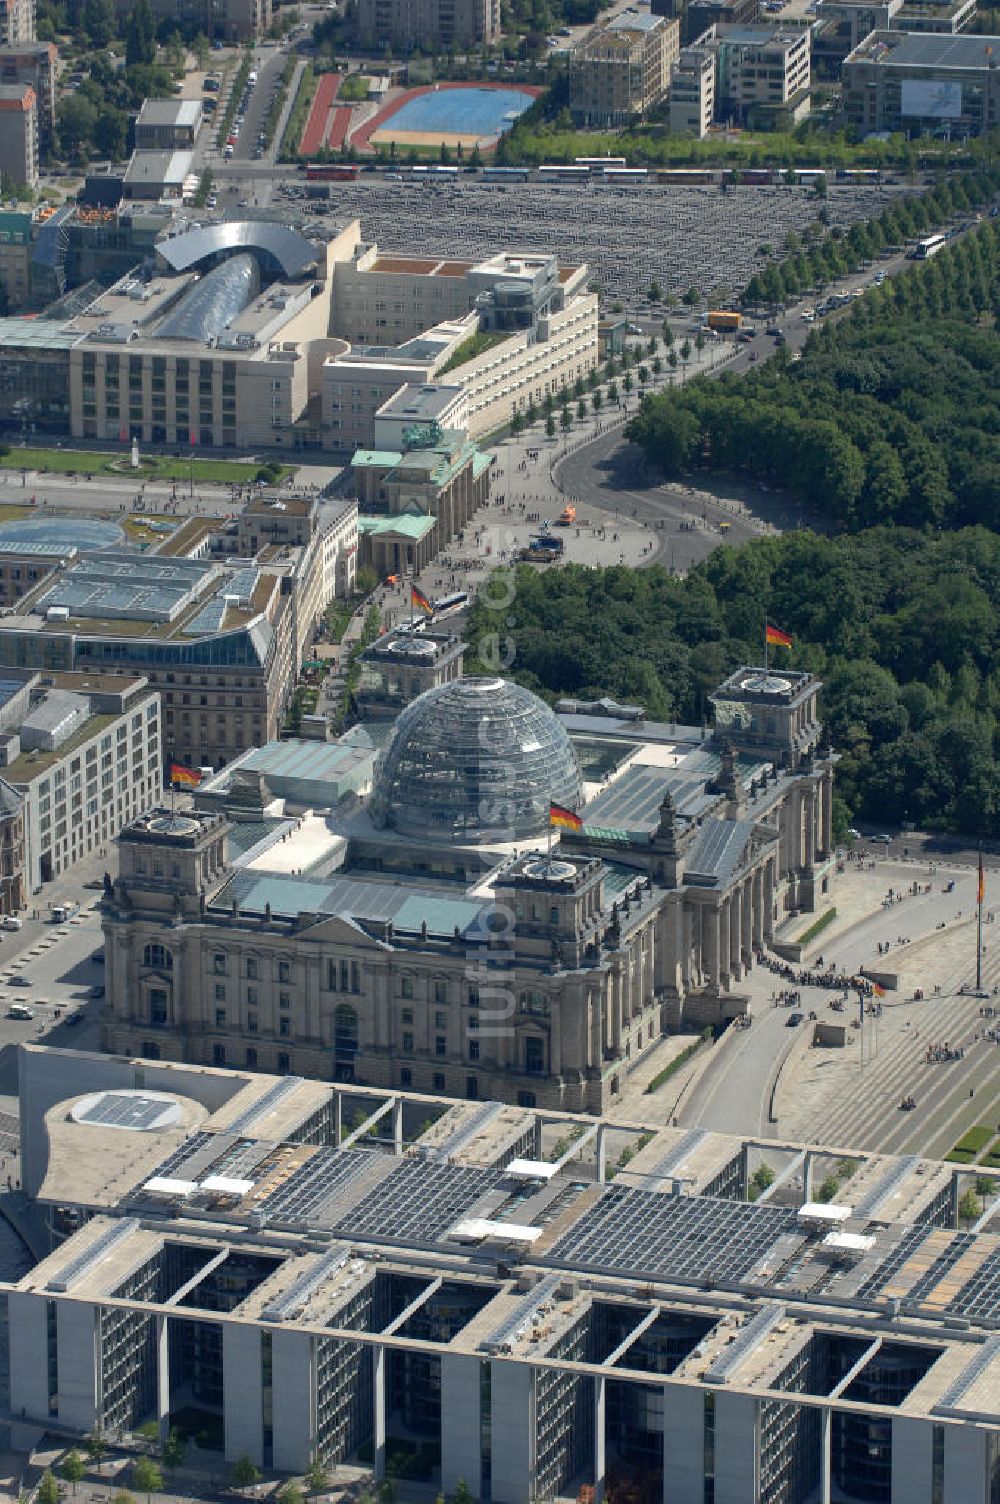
[909,234,946,260]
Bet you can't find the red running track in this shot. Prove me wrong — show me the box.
[327,106,352,151]
[349,80,541,153]
[299,72,341,156]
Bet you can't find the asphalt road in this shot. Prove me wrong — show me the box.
[230,45,286,165]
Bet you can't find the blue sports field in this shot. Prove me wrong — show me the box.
[387,86,535,138]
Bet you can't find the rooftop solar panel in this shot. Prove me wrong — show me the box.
[259,1147,382,1226]
[332,1159,507,1245]
[542,1187,798,1284]
[78,1094,174,1130]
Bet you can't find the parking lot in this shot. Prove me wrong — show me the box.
[283,178,906,304]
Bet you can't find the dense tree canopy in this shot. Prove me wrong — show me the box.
[465,528,1000,837]
[628,214,1000,533]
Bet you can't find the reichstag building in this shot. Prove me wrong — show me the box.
[101,652,834,1112]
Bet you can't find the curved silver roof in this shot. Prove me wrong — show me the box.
[158,221,321,279]
[157,253,259,342]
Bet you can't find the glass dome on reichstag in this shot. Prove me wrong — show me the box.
[370,677,583,844]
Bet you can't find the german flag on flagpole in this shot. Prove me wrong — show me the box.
[411,584,434,616]
[550,801,583,832]
[170,762,202,789]
[765,623,793,648]
[872,982,887,998]
[979,852,986,905]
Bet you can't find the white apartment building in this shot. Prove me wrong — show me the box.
[0,670,161,887]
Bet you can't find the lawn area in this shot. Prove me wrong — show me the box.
[0,448,293,485]
[438,330,510,375]
[946,1125,994,1164]
[338,73,370,101]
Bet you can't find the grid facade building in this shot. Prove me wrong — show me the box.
[10,1046,1000,1504]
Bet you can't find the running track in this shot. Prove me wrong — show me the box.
[299,72,341,156]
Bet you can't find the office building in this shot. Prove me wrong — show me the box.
[325,248,597,444]
[570,9,680,125]
[843,29,1000,135]
[11,1041,1000,1503]
[0,41,55,147]
[99,663,835,1109]
[111,0,271,38]
[813,0,975,66]
[0,0,33,46]
[0,670,160,890]
[682,0,759,43]
[0,207,32,311]
[713,23,811,124]
[0,219,595,454]
[134,98,202,150]
[670,43,717,133]
[0,82,38,189]
[352,0,500,52]
[0,499,357,771]
[122,149,194,203]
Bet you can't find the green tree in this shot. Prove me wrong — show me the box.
[559,406,572,432]
[125,0,156,65]
[160,1431,186,1475]
[132,1458,162,1504]
[230,1457,260,1496]
[113,1494,137,1504]
[695,331,706,354]
[679,339,691,364]
[958,1187,982,1225]
[37,1472,60,1504]
[304,1456,330,1496]
[60,1453,85,1495]
[592,389,602,413]
[623,372,633,394]
[452,1483,475,1504]
[545,413,556,438]
[682,285,700,307]
[94,108,127,160]
[277,1486,304,1504]
[609,379,619,403]
[648,279,663,301]
[577,398,587,420]
[510,410,525,435]
[57,93,98,158]
[82,0,115,46]
[84,1433,108,1473]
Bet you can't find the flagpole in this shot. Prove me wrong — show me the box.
[764,611,769,677]
[977,850,984,993]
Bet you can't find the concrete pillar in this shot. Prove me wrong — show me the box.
[823,772,833,854]
[765,861,775,941]
[705,907,720,989]
[742,879,753,969]
[156,1315,169,1446]
[714,1392,759,1504]
[594,1375,606,1504]
[819,1407,831,1504]
[490,1361,535,1504]
[719,899,730,985]
[271,1330,316,1474]
[7,1292,50,1422]
[223,1323,264,1468]
[440,1354,482,1498]
[56,1301,100,1433]
[335,1089,342,1147]
[373,1346,386,1484]
[596,1124,607,1183]
[803,1151,814,1203]
[941,1420,986,1504]
[729,895,740,982]
[891,1414,933,1504]
[612,967,623,1052]
[661,1382,703,1504]
[551,1001,562,1076]
[392,1095,403,1154]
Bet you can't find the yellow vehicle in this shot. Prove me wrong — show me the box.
[707,310,742,332]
